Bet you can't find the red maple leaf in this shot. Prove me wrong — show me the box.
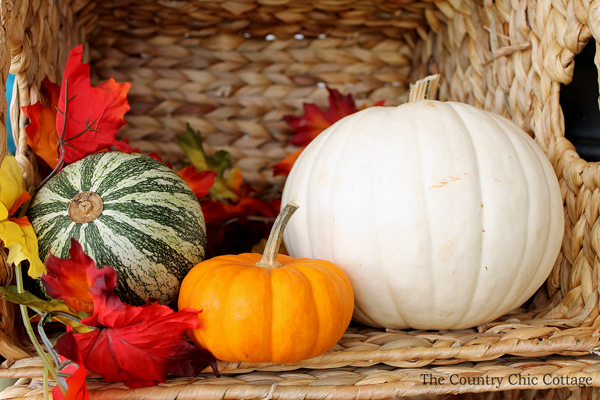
[274,91,385,177]
[42,238,116,315]
[284,88,357,147]
[53,333,90,400]
[201,197,279,227]
[144,153,215,199]
[177,166,216,199]
[22,78,61,168]
[56,45,131,164]
[66,268,218,388]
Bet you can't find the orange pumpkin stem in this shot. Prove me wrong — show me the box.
[256,202,299,269]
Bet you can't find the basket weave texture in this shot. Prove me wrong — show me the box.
[1,0,600,398]
[1,355,600,399]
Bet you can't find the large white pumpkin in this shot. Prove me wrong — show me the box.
[281,100,564,330]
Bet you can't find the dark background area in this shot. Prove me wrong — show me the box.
[562,42,600,161]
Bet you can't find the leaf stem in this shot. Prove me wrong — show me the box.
[37,313,68,390]
[35,158,64,193]
[15,263,66,394]
[36,77,99,192]
[255,202,298,269]
[43,367,49,400]
[50,311,87,325]
[37,314,61,370]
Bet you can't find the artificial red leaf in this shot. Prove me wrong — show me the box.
[53,332,90,400]
[284,88,357,147]
[202,197,279,226]
[70,272,218,388]
[148,152,163,162]
[42,238,117,315]
[177,124,241,202]
[270,148,303,177]
[277,91,384,175]
[177,166,216,199]
[56,45,131,164]
[22,78,61,168]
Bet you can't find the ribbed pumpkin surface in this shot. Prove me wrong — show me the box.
[281,101,564,330]
[179,253,354,364]
[28,151,207,306]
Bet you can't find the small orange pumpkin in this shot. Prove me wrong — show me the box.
[178,203,354,364]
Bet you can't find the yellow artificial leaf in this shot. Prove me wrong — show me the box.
[0,202,8,222]
[0,156,24,213]
[0,220,46,278]
[0,156,46,278]
[209,168,242,202]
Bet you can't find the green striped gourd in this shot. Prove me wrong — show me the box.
[28,151,207,306]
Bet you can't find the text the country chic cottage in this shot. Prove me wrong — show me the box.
[420,373,593,388]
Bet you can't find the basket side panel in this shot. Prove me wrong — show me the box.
[422,0,600,328]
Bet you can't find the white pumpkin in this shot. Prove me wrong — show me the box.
[281,100,564,330]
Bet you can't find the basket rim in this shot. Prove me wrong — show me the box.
[2,355,600,399]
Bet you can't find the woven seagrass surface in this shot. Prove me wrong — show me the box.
[1,356,600,399]
[87,0,423,185]
[1,0,600,383]
[1,323,599,380]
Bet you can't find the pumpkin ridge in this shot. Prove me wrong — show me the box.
[207,265,242,357]
[489,113,557,312]
[473,111,527,322]
[291,262,348,358]
[268,266,277,362]
[371,114,402,328]
[234,266,272,362]
[445,103,486,328]
[302,267,322,360]
[403,105,435,329]
[314,118,346,261]
[287,263,322,360]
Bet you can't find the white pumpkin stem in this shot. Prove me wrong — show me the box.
[407,74,441,102]
[256,202,299,269]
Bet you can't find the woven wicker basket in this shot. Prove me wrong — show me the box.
[1,0,600,398]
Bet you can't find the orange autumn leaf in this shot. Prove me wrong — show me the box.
[224,167,243,197]
[271,148,303,177]
[177,166,216,199]
[22,78,61,168]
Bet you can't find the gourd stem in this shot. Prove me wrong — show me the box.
[256,202,299,269]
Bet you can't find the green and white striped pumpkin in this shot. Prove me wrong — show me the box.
[28,151,207,306]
